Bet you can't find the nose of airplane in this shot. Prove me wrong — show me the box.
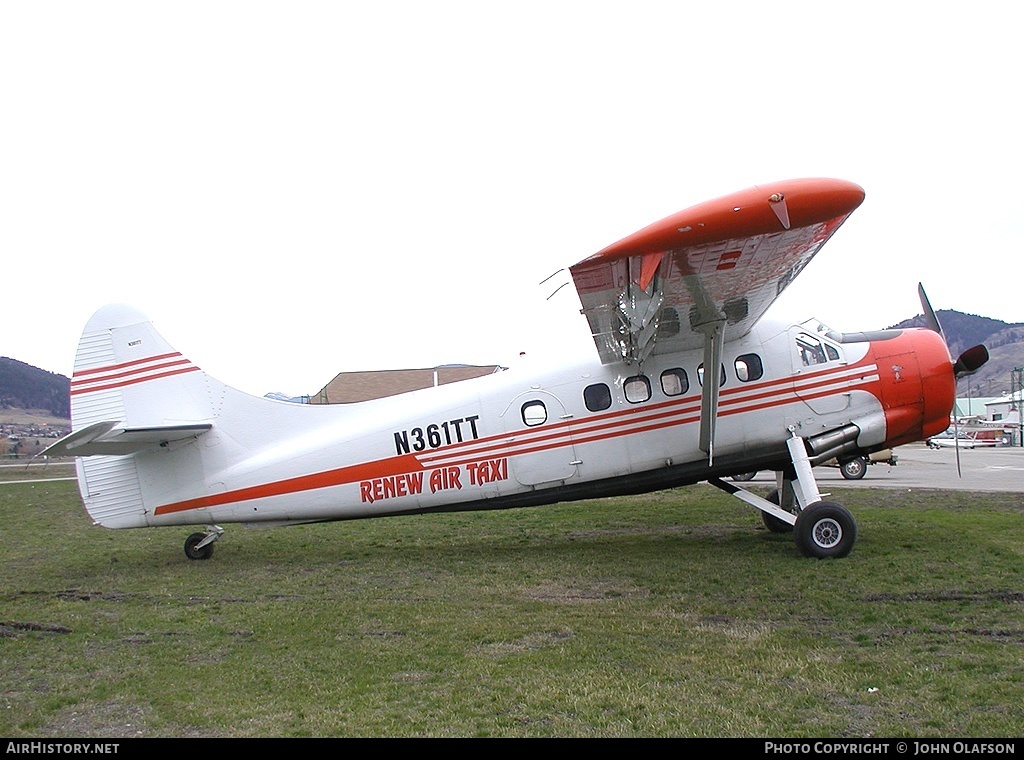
[868,328,956,448]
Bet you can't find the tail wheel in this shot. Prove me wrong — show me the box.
[794,501,857,559]
[184,532,215,560]
[761,488,794,534]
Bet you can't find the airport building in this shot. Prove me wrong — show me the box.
[310,365,503,405]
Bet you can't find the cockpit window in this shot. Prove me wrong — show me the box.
[797,333,841,366]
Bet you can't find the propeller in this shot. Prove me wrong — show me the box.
[918,283,991,476]
[917,283,989,378]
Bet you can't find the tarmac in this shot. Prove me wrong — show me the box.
[741,443,1024,493]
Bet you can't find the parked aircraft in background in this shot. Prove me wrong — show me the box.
[926,431,1001,449]
[44,179,988,560]
[732,448,899,482]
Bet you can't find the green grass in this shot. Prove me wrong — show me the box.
[1,478,1023,737]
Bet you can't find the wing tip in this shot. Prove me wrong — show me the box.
[586,177,864,263]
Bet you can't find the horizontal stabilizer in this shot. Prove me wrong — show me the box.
[42,420,212,458]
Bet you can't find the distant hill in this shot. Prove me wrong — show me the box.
[0,357,71,419]
[889,310,1024,397]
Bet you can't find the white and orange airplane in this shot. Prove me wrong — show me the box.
[44,178,989,560]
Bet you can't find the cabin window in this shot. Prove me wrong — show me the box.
[624,375,651,404]
[661,368,689,396]
[697,363,727,387]
[735,353,763,382]
[584,383,612,412]
[522,400,548,427]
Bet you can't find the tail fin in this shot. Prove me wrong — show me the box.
[46,305,217,528]
[69,304,212,431]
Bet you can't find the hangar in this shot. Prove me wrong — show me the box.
[310,365,504,405]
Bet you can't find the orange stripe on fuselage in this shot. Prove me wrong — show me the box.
[153,454,424,515]
[152,356,885,518]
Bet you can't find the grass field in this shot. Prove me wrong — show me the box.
[1,473,1022,738]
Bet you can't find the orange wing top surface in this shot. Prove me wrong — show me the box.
[569,178,866,364]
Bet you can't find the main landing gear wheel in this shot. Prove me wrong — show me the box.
[794,501,857,559]
[184,532,215,560]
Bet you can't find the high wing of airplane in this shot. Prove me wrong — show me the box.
[570,177,867,459]
[43,178,989,560]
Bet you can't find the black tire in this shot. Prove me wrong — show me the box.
[839,457,868,480]
[184,532,215,560]
[731,471,757,482]
[794,501,856,559]
[761,488,794,534]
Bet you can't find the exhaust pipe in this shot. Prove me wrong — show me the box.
[806,424,862,465]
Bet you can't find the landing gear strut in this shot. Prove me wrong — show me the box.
[184,526,223,560]
[709,430,857,558]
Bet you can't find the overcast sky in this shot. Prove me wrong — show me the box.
[3,2,1021,396]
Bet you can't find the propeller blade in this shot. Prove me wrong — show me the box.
[919,284,989,378]
[954,344,989,378]
[917,283,943,335]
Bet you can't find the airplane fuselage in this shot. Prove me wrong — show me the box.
[78,317,953,531]
[52,178,984,559]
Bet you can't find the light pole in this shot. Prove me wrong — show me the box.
[1013,368,1023,447]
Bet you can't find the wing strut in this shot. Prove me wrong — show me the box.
[682,270,727,463]
[698,321,725,462]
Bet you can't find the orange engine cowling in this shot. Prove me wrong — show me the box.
[867,328,956,448]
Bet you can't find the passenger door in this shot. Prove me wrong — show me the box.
[501,390,579,486]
